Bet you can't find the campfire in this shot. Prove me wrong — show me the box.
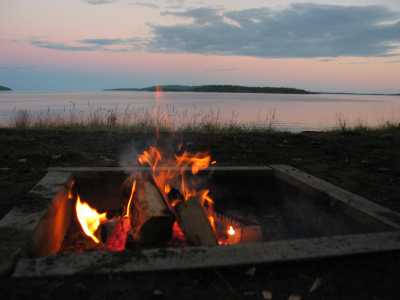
[68,146,262,252]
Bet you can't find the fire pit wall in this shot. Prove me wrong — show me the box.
[33,166,394,257]
[2,165,400,277]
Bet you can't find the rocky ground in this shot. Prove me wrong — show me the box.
[0,128,399,299]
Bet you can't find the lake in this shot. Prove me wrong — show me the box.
[0,91,399,131]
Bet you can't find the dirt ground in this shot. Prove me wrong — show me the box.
[0,128,399,300]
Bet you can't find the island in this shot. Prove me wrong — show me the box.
[105,84,313,94]
[0,85,11,91]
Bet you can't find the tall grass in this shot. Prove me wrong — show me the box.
[8,104,400,133]
[9,104,278,133]
[332,113,400,133]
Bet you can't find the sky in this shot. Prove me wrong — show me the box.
[0,0,400,92]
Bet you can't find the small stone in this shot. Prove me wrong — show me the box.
[243,290,257,296]
[262,289,273,299]
[245,266,256,276]
[377,167,391,173]
[18,158,27,163]
[292,158,303,162]
[309,277,322,293]
[100,155,114,162]
[153,289,163,296]
[52,154,62,160]
[288,294,302,300]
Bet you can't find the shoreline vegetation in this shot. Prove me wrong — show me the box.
[105,84,400,96]
[6,106,400,134]
[0,85,11,91]
[105,84,312,94]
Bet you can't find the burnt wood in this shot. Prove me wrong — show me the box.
[131,174,174,245]
[176,198,218,246]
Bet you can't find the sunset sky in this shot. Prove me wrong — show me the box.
[1,0,400,92]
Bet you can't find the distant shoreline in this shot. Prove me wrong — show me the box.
[0,85,11,91]
[104,84,399,96]
[105,85,313,95]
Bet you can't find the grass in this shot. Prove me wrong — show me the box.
[6,105,400,134]
[8,105,278,134]
[332,113,400,134]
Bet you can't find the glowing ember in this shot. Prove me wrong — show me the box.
[75,195,107,244]
[227,225,236,236]
[106,179,135,251]
[172,221,185,241]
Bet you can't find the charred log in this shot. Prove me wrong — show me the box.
[131,174,175,245]
[175,197,217,246]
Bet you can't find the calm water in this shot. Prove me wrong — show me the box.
[0,91,399,131]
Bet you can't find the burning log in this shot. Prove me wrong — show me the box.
[175,197,218,246]
[105,216,131,252]
[131,174,175,245]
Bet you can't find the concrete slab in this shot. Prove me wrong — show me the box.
[13,231,400,277]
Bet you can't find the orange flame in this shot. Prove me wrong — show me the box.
[138,146,162,174]
[124,179,136,217]
[137,146,217,236]
[227,225,236,236]
[75,195,107,244]
[175,151,211,175]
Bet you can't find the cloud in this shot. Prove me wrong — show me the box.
[82,0,118,4]
[161,7,221,24]
[129,2,159,9]
[29,4,400,58]
[30,37,148,52]
[208,67,239,72]
[31,40,96,51]
[149,4,400,58]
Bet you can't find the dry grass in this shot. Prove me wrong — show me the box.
[8,105,399,134]
[9,105,278,133]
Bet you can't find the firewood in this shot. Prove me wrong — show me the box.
[131,174,174,245]
[105,216,131,252]
[175,197,217,246]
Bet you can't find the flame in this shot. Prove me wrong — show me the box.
[175,151,211,175]
[175,151,211,201]
[75,195,107,244]
[227,225,236,236]
[137,146,217,237]
[138,146,161,174]
[124,179,136,217]
[208,215,216,232]
[164,184,171,194]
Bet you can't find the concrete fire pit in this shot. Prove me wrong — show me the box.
[1,165,400,277]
